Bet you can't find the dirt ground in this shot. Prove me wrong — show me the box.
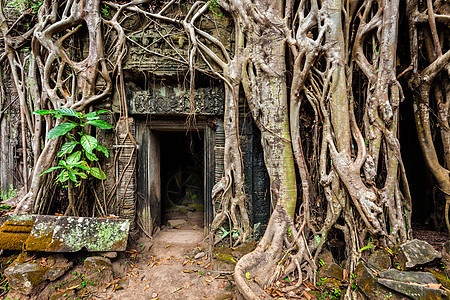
[102,231,234,299]
[97,206,237,300]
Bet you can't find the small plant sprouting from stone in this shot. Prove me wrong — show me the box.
[316,277,326,287]
[331,288,341,299]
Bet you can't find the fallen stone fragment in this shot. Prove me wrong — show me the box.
[442,240,450,259]
[0,214,36,250]
[37,255,114,299]
[367,249,391,271]
[397,239,441,269]
[84,256,112,272]
[4,254,72,295]
[0,215,130,252]
[378,269,447,299]
[44,254,73,281]
[318,262,344,281]
[5,261,47,295]
[167,219,186,227]
[83,256,114,291]
[102,251,118,259]
[354,262,408,300]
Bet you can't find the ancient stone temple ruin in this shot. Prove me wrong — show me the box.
[91,16,271,236]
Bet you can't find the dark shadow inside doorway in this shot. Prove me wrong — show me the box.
[159,131,204,228]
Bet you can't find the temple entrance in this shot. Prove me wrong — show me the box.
[159,131,204,228]
[135,118,215,235]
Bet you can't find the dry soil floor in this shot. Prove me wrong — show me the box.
[100,205,235,300]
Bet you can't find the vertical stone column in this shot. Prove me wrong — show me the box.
[115,118,137,228]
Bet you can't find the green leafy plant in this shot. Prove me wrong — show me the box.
[318,258,325,267]
[100,3,110,18]
[331,288,341,299]
[33,108,113,215]
[208,0,223,17]
[359,243,375,252]
[34,108,112,185]
[31,0,42,13]
[316,277,326,287]
[0,204,14,211]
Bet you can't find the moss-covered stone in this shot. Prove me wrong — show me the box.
[5,261,48,295]
[397,239,441,269]
[368,249,392,271]
[232,240,257,259]
[4,253,73,296]
[354,262,407,300]
[0,215,36,250]
[25,215,130,252]
[318,262,344,281]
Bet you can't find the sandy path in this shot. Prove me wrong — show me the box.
[102,209,234,300]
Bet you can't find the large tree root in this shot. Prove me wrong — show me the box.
[234,205,291,299]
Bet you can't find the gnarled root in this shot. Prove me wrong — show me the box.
[234,205,291,299]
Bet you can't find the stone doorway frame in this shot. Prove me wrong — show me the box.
[135,117,215,236]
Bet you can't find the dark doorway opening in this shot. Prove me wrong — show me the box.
[159,131,205,228]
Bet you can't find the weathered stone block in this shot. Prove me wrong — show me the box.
[24,215,130,252]
[0,214,36,250]
[397,239,441,269]
[378,269,447,299]
[167,219,186,227]
[318,262,344,281]
[4,254,73,295]
[354,262,407,300]
[367,249,392,270]
[5,262,47,295]
[45,255,73,281]
[115,82,224,116]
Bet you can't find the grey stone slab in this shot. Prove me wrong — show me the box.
[397,239,441,269]
[24,215,130,252]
